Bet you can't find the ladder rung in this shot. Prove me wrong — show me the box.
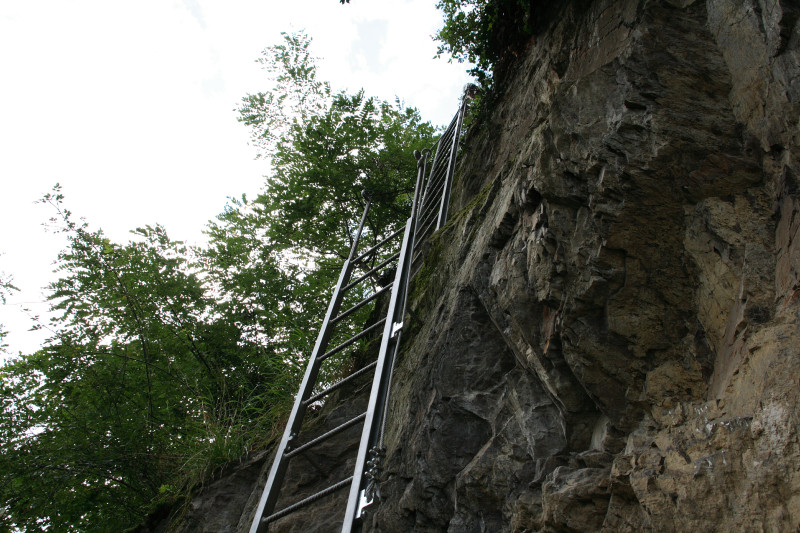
[428,162,448,187]
[263,476,354,524]
[441,118,458,138]
[416,205,438,233]
[420,180,445,214]
[435,137,454,155]
[285,412,366,458]
[303,360,378,406]
[425,161,448,189]
[415,214,437,243]
[417,201,439,228]
[331,283,393,325]
[420,176,443,206]
[410,263,423,282]
[319,318,386,362]
[420,184,444,215]
[343,252,400,292]
[353,226,405,264]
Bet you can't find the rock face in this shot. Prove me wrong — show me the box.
[367,0,800,531]
[140,1,800,531]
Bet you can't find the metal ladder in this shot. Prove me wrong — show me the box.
[249,89,471,533]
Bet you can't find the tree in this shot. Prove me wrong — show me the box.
[0,192,289,531]
[435,0,560,87]
[238,32,332,162]
[0,266,18,353]
[222,31,437,366]
[0,32,437,532]
[237,32,436,254]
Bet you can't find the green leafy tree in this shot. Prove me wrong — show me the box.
[0,31,437,532]
[0,192,289,531]
[237,32,436,255]
[435,0,557,87]
[238,32,332,161]
[0,269,17,305]
[0,266,18,353]
[220,31,437,368]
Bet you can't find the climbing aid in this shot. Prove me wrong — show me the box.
[249,88,473,533]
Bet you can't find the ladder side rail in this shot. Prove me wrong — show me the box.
[415,152,443,249]
[373,199,420,462]
[343,251,401,293]
[341,216,415,533]
[409,150,430,255]
[417,140,441,218]
[418,172,447,218]
[420,113,457,223]
[250,199,373,533]
[436,96,469,229]
[343,93,472,531]
[360,150,429,482]
[353,225,405,265]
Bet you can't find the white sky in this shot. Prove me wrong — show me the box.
[0,0,472,357]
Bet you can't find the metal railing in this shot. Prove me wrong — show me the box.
[413,91,470,248]
[249,86,472,533]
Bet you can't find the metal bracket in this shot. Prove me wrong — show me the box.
[356,489,373,519]
[391,321,403,338]
[285,432,296,452]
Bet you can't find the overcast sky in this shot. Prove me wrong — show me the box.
[0,0,472,357]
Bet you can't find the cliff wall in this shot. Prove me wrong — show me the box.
[140,1,800,531]
[367,0,800,530]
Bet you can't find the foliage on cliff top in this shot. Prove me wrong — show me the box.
[435,0,534,85]
[435,0,571,97]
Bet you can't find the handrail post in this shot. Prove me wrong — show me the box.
[349,190,373,260]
